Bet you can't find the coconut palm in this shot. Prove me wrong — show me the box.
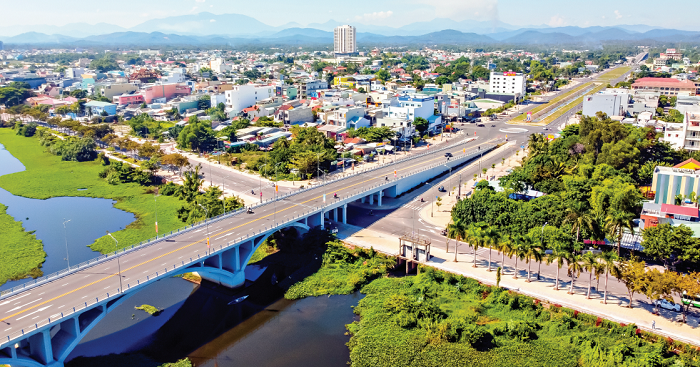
[522,234,541,282]
[447,218,467,263]
[483,226,500,272]
[581,252,599,299]
[495,234,512,274]
[563,201,594,243]
[567,254,584,295]
[466,224,484,268]
[547,247,570,291]
[605,209,635,256]
[508,235,526,279]
[598,251,619,304]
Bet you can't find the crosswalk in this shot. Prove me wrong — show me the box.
[403,202,427,211]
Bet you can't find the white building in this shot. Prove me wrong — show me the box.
[327,106,370,129]
[210,58,231,73]
[489,71,526,97]
[663,106,700,151]
[334,25,357,56]
[64,67,85,79]
[224,84,275,114]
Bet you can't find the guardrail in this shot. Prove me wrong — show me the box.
[0,134,486,300]
[0,142,496,346]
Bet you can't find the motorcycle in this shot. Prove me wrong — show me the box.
[247,207,254,214]
[420,198,424,202]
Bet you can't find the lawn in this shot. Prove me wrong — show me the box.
[0,128,184,256]
[594,66,632,81]
[512,82,593,122]
[0,203,46,285]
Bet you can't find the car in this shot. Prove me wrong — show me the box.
[444,152,453,157]
[542,127,549,130]
[440,229,447,236]
[491,124,496,127]
[438,186,446,192]
[654,299,681,312]
[477,123,485,127]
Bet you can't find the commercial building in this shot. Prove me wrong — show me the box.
[631,77,696,96]
[640,159,700,234]
[489,71,526,97]
[96,83,138,100]
[224,84,275,115]
[299,79,328,98]
[142,83,191,104]
[663,105,700,151]
[84,101,117,116]
[582,91,629,117]
[334,25,357,56]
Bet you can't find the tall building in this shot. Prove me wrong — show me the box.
[334,25,356,56]
[489,71,526,97]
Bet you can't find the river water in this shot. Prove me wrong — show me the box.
[0,143,135,291]
[1,140,357,366]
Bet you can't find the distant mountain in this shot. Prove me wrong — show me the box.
[2,32,77,44]
[269,28,332,39]
[502,31,577,45]
[128,12,275,36]
[0,23,126,38]
[306,19,344,32]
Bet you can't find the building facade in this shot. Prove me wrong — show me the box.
[224,84,275,114]
[631,77,697,96]
[489,71,526,97]
[334,25,357,56]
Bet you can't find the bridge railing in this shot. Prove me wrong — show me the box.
[1,142,501,346]
[0,135,492,301]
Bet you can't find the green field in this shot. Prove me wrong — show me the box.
[595,65,632,81]
[0,128,184,258]
[0,203,46,285]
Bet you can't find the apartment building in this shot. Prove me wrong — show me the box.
[489,71,526,97]
[224,84,275,114]
[334,25,357,56]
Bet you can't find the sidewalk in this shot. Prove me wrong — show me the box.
[420,141,522,228]
[333,222,700,347]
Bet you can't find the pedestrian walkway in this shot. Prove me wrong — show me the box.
[332,222,700,347]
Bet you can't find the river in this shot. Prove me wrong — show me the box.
[0,143,135,291]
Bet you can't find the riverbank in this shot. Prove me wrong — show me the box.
[0,203,45,285]
[0,128,182,256]
[291,242,700,367]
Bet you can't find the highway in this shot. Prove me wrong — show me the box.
[0,132,489,344]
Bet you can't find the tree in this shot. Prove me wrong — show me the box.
[563,201,594,243]
[496,267,502,288]
[466,223,485,268]
[522,234,541,282]
[90,56,121,72]
[197,95,211,110]
[177,116,216,152]
[160,153,189,175]
[447,217,467,262]
[605,208,635,256]
[547,247,570,291]
[616,258,646,308]
[508,235,526,279]
[178,164,203,203]
[435,196,443,212]
[567,254,583,295]
[413,117,429,136]
[495,234,512,274]
[581,252,600,299]
[670,272,700,323]
[642,223,699,269]
[138,141,161,159]
[642,268,672,315]
[483,226,500,272]
[375,69,390,83]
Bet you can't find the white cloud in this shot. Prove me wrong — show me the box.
[210,19,216,22]
[189,6,198,13]
[417,0,499,22]
[614,10,623,19]
[355,11,394,23]
[195,0,206,2]
[548,15,565,27]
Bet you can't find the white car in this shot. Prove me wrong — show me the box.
[654,299,681,312]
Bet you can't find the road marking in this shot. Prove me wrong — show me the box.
[8,298,42,312]
[16,306,51,321]
[3,328,10,332]
[1,139,494,323]
[62,283,70,287]
[38,292,45,296]
[0,293,30,306]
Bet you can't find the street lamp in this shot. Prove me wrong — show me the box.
[63,219,71,269]
[274,162,284,226]
[105,231,123,293]
[198,203,211,252]
[443,164,452,196]
[425,182,437,217]
[258,164,267,203]
[539,222,548,281]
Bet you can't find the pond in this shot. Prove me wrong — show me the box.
[0,143,136,292]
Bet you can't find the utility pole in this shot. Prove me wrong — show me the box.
[458,173,462,197]
[63,219,71,269]
[106,231,123,293]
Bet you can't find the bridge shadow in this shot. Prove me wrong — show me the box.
[66,235,328,367]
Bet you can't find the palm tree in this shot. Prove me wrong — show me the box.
[563,202,594,243]
[605,209,635,256]
[522,234,540,282]
[581,252,599,299]
[467,224,484,268]
[447,218,467,263]
[508,235,526,279]
[567,254,583,295]
[599,251,618,304]
[547,247,570,291]
[483,226,500,272]
[495,235,512,274]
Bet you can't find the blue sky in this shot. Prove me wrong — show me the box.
[3,0,699,30]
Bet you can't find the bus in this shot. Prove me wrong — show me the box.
[681,292,700,308]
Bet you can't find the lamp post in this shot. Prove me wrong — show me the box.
[425,182,437,217]
[443,164,452,196]
[63,219,71,269]
[539,222,548,281]
[258,164,267,203]
[198,203,211,253]
[274,162,284,225]
[105,231,123,293]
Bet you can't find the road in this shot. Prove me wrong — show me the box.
[0,132,490,344]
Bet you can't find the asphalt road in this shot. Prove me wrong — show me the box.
[0,132,491,344]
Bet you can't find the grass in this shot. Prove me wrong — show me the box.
[291,244,700,367]
[594,65,632,81]
[0,128,184,256]
[0,203,46,285]
[134,304,161,315]
[512,82,593,122]
[538,83,608,126]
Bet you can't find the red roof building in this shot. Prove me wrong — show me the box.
[631,77,696,96]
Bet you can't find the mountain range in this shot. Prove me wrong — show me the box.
[1,12,699,47]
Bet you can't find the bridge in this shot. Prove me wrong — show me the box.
[0,136,496,367]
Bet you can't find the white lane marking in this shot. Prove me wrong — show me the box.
[38,292,45,296]
[8,298,42,312]
[3,328,11,332]
[81,296,88,299]
[16,305,52,320]
[141,253,147,256]
[104,286,111,290]
[0,293,30,306]
[62,283,70,286]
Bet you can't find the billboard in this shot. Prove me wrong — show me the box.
[503,71,517,77]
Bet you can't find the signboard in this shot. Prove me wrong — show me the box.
[503,71,517,77]
[526,112,532,122]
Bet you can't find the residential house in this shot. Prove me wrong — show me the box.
[85,100,117,116]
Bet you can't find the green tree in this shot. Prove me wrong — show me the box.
[567,254,584,294]
[617,258,646,308]
[447,217,467,262]
[642,223,699,269]
[605,209,635,256]
[547,247,571,291]
[599,251,618,304]
[483,226,500,272]
[177,116,216,152]
[413,117,429,136]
